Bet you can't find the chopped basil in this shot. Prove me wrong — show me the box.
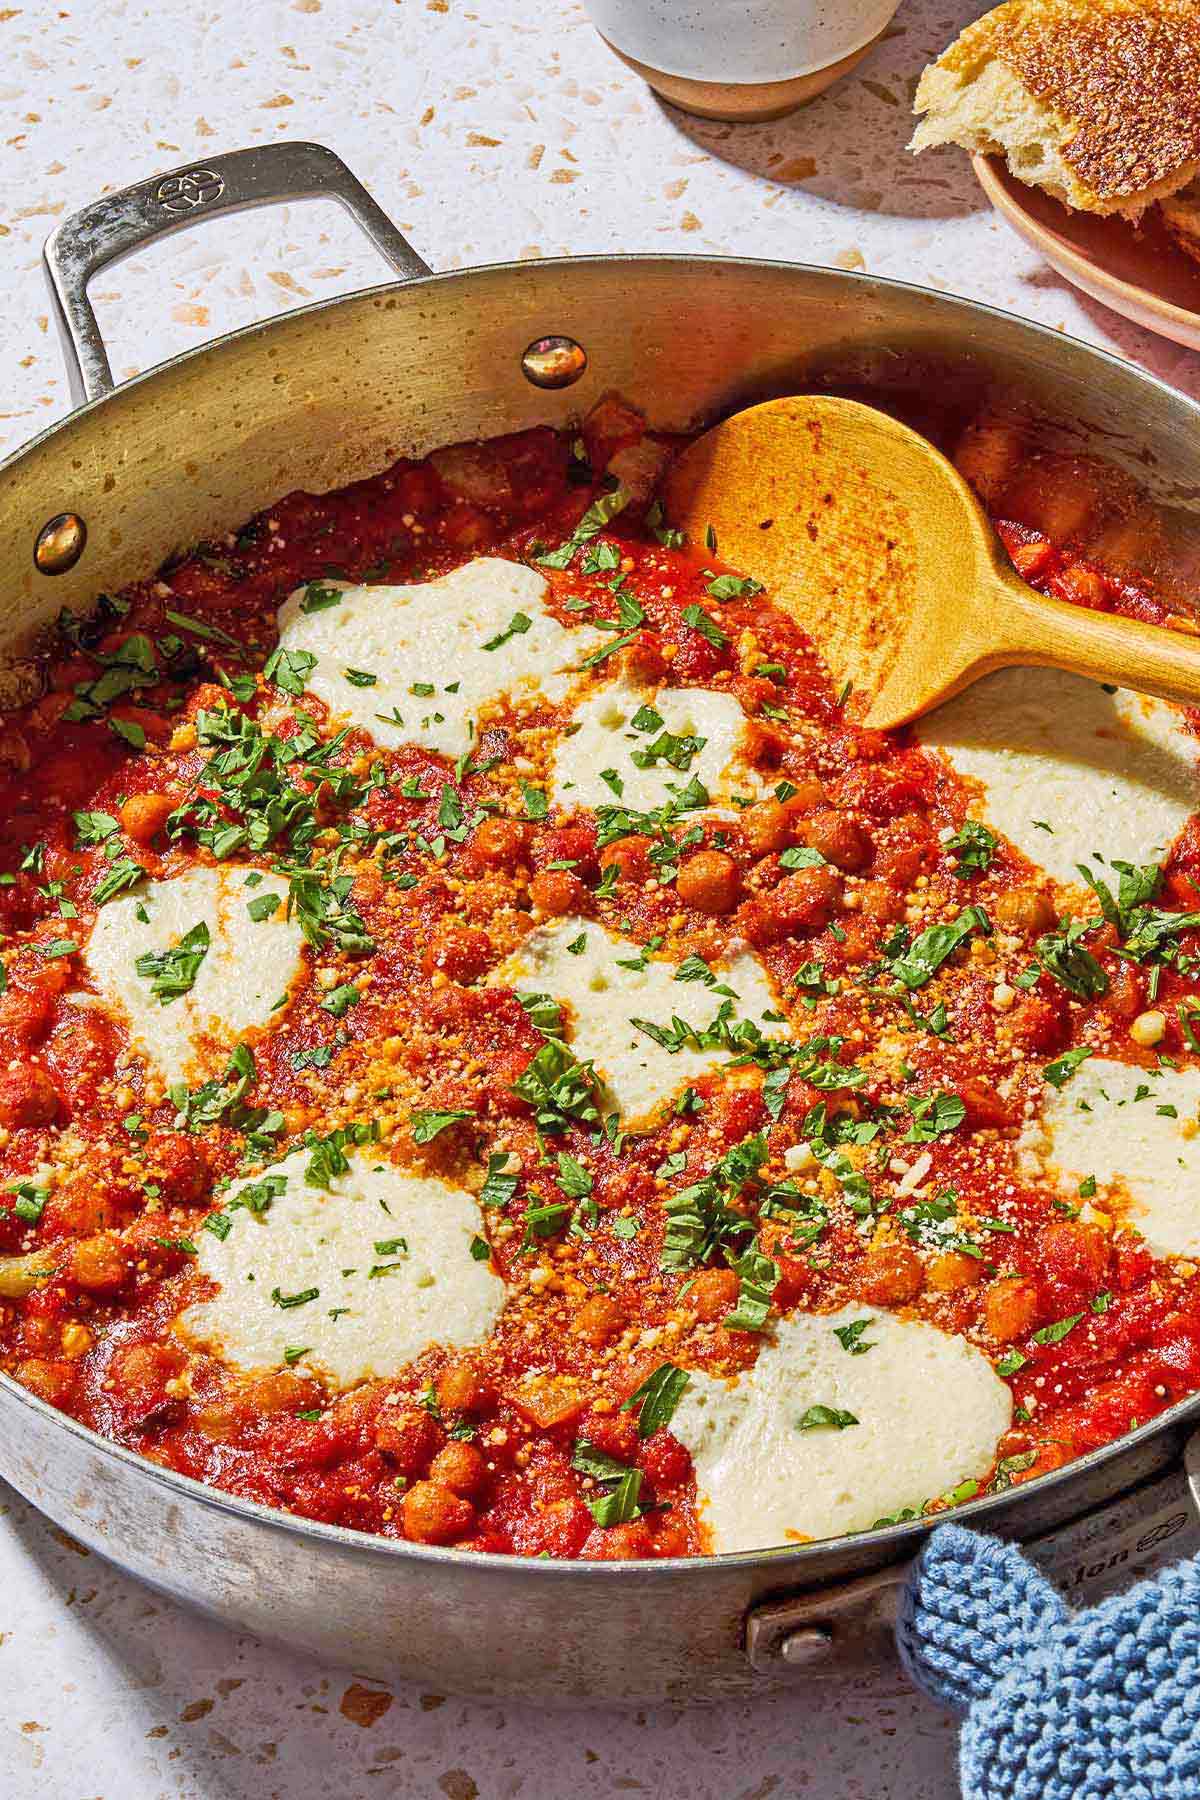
[263,645,318,697]
[109,717,147,750]
[621,1363,690,1437]
[480,1153,519,1208]
[135,920,210,1004]
[482,611,532,652]
[1031,1313,1084,1346]
[944,818,997,876]
[833,1319,875,1355]
[1034,917,1108,999]
[271,1285,320,1309]
[298,582,344,613]
[989,1450,1037,1493]
[321,981,360,1018]
[903,1090,966,1143]
[410,1108,474,1144]
[73,810,119,846]
[555,1153,593,1199]
[1043,1045,1093,1089]
[889,906,990,991]
[797,1405,858,1432]
[705,574,763,601]
[680,604,727,649]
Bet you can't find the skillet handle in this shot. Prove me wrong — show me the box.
[744,1431,1200,1679]
[42,141,431,406]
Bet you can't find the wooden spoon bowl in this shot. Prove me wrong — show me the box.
[663,395,1200,730]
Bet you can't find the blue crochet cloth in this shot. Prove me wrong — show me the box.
[898,1524,1200,1800]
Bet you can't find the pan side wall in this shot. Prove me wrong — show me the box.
[3,258,1200,653]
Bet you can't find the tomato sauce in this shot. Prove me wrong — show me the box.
[1,397,1199,1558]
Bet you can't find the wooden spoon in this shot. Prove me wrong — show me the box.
[662,394,1200,730]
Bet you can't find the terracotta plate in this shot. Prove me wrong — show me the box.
[973,152,1200,352]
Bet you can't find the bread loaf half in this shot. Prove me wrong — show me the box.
[911,0,1200,218]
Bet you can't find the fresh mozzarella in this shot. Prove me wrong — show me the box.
[918,669,1198,886]
[177,1146,504,1388]
[671,1305,1011,1552]
[84,866,303,1090]
[550,676,758,814]
[275,558,592,758]
[495,915,781,1122]
[1027,1055,1200,1259]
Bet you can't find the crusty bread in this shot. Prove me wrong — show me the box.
[911,0,1200,218]
[1161,176,1200,263]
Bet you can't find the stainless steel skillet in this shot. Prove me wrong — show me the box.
[2,141,1200,1703]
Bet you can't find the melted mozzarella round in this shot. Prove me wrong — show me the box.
[84,865,304,1090]
[551,676,757,815]
[276,558,591,758]
[918,669,1198,886]
[495,916,781,1123]
[177,1147,504,1388]
[1027,1055,1200,1259]
[671,1305,1011,1551]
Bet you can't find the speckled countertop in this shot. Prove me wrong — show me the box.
[1,2,1197,1795]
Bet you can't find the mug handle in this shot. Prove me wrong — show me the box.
[42,141,431,405]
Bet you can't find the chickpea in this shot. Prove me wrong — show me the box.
[926,1251,984,1293]
[984,1275,1039,1343]
[529,868,586,916]
[742,865,843,947]
[684,1266,740,1321]
[402,1480,476,1545]
[993,888,1056,936]
[119,792,175,845]
[238,1370,315,1415]
[781,776,827,815]
[676,850,740,916]
[1130,1009,1167,1048]
[429,1441,489,1498]
[856,1243,923,1305]
[423,926,492,985]
[472,816,527,870]
[374,1406,443,1475]
[436,1361,493,1414]
[114,1342,183,1394]
[802,808,873,873]
[856,879,903,923]
[14,1356,76,1407]
[0,1062,59,1130]
[67,1233,127,1296]
[599,836,651,883]
[570,1293,627,1347]
[740,800,794,857]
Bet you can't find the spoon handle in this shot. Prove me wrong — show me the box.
[986,567,1200,713]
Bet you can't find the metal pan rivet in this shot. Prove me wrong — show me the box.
[779,1626,834,1666]
[521,335,587,390]
[34,512,87,576]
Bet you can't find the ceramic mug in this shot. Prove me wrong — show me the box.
[586,0,905,120]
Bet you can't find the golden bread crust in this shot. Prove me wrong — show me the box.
[931,0,1200,202]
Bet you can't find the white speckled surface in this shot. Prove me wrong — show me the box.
[1,1,1197,1794]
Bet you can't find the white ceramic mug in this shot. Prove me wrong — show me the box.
[586,0,905,120]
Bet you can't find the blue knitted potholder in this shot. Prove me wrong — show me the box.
[897,1524,1200,1800]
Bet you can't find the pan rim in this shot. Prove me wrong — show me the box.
[6,249,1200,483]
[3,248,1199,1578]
